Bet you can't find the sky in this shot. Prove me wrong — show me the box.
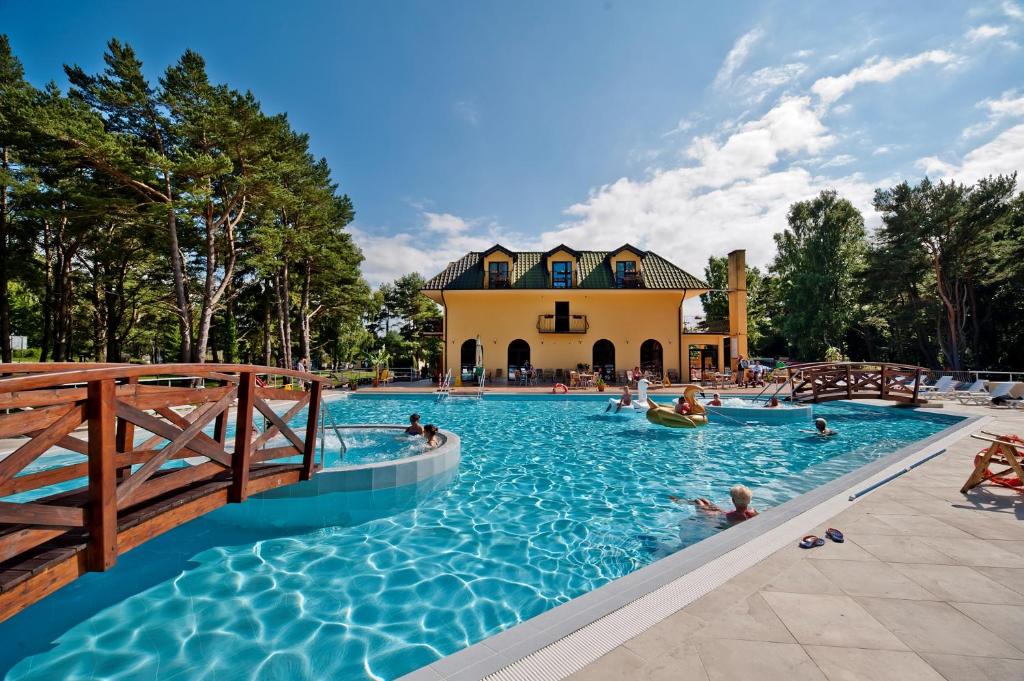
[6,0,1024,299]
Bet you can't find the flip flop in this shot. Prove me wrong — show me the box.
[825,528,845,543]
[799,535,825,549]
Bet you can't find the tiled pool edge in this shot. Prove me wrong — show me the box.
[398,410,986,681]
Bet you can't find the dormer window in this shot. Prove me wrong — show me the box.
[616,261,639,288]
[488,261,510,288]
[552,261,573,288]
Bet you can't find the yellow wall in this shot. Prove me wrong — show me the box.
[428,289,698,380]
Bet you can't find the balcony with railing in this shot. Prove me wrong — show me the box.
[488,273,511,289]
[415,319,444,337]
[537,314,589,334]
[615,270,643,288]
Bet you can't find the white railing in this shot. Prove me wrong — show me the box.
[929,370,1021,384]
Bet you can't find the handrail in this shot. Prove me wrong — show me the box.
[0,363,331,393]
[0,362,326,622]
[786,361,927,404]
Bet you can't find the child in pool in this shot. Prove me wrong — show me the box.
[669,485,759,524]
[709,393,723,406]
[423,424,439,448]
[405,413,423,435]
[809,418,836,437]
[605,385,633,413]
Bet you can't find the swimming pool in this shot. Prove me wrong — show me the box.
[0,394,962,680]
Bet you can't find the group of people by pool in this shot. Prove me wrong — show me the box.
[405,413,440,448]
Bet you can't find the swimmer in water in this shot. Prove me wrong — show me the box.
[669,485,758,524]
[709,393,723,407]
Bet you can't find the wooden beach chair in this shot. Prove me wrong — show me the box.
[961,432,1024,494]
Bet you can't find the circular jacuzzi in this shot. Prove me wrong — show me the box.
[701,397,813,425]
[213,425,461,533]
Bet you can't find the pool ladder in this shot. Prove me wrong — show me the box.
[318,403,347,466]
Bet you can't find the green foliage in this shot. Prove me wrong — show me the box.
[771,190,868,359]
[0,34,372,367]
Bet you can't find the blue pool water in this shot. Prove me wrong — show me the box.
[0,395,961,680]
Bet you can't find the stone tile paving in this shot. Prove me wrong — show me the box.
[570,404,1024,681]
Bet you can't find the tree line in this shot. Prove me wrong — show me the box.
[701,177,1024,371]
[0,35,374,368]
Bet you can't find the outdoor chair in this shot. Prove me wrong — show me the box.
[954,378,1019,405]
[919,375,956,398]
[569,370,580,389]
[554,368,564,383]
[961,431,1024,493]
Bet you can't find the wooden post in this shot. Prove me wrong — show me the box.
[880,365,887,399]
[846,365,852,399]
[213,378,229,445]
[301,380,323,480]
[114,376,137,481]
[912,367,921,403]
[87,379,117,571]
[230,371,255,503]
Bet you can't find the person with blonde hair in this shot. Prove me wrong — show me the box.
[670,484,758,524]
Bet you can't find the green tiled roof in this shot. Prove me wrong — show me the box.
[422,247,708,290]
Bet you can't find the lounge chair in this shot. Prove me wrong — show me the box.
[958,382,1015,406]
[961,432,1024,493]
[953,379,986,398]
[919,375,956,398]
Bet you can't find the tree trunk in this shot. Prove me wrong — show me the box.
[91,258,106,362]
[931,252,962,370]
[299,262,312,369]
[262,288,272,367]
[275,266,292,370]
[40,219,53,362]
[164,173,192,362]
[0,146,11,363]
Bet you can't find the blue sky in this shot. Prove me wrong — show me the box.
[6,0,1024,290]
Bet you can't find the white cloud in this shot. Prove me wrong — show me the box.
[714,27,764,89]
[1004,1,1024,21]
[793,49,814,58]
[917,123,1024,181]
[423,212,471,235]
[819,154,856,168]
[872,145,894,155]
[734,63,808,103]
[962,89,1024,137]
[965,24,1010,42]
[811,50,958,107]
[453,100,479,126]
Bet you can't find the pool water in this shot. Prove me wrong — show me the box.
[0,395,960,680]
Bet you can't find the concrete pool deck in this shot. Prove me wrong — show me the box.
[555,401,1024,681]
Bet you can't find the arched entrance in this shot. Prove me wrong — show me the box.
[640,339,663,377]
[592,339,615,380]
[460,339,476,371]
[507,339,530,375]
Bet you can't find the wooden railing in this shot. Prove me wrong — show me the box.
[787,362,926,404]
[0,363,329,622]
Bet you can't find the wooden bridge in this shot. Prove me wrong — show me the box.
[785,362,926,404]
[0,363,329,623]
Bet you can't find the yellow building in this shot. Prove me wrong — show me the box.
[422,244,748,384]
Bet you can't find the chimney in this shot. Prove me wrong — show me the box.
[727,250,748,371]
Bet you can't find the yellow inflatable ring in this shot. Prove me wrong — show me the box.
[645,384,709,429]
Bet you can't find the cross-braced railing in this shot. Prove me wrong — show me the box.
[0,364,328,617]
[787,362,925,404]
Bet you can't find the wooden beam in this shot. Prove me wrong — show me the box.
[302,382,322,480]
[0,527,68,564]
[253,396,305,451]
[115,401,230,465]
[249,393,310,450]
[230,372,256,503]
[153,406,233,467]
[115,392,234,506]
[0,501,85,527]
[0,552,87,623]
[0,403,87,487]
[116,462,224,510]
[119,385,233,411]
[87,379,117,571]
[0,402,82,440]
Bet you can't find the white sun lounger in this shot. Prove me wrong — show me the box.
[958,382,1014,406]
[918,375,956,398]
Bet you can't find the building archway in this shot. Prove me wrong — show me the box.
[640,339,663,377]
[507,339,530,373]
[592,339,615,380]
[459,339,477,371]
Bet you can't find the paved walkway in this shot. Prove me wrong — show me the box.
[569,403,1024,681]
